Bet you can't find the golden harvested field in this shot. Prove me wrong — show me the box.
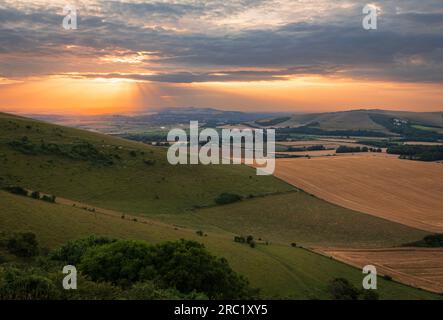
[274,154,443,233]
[316,248,443,293]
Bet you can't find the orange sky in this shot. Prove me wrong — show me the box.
[1,1,443,115]
[1,76,442,115]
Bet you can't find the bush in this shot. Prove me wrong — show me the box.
[41,195,56,203]
[328,278,360,300]
[79,239,257,299]
[30,191,41,199]
[124,281,187,300]
[361,290,379,300]
[214,193,242,205]
[50,236,116,265]
[234,236,245,243]
[196,230,204,237]
[0,267,59,300]
[405,234,443,247]
[6,232,39,257]
[4,186,28,196]
[383,275,393,281]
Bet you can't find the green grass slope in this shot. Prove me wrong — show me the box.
[0,112,292,215]
[0,191,439,300]
[272,110,443,133]
[155,191,428,248]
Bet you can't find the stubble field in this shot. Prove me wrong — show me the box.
[274,154,443,233]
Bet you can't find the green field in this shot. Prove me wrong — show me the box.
[0,112,291,215]
[0,191,439,300]
[0,112,440,299]
[155,192,428,248]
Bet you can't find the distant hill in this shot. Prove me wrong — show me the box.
[264,109,443,130]
[253,109,443,140]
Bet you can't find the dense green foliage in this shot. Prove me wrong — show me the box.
[276,126,390,140]
[357,140,399,148]
[3,186,28,196]
[49,236,116,264]
[78,239,256,299]
[0,236,256,300]
[4,232,39,258]
[404,234,443,247]
[370,114,443,142]
[328,278,379,300]
[287,145,326,152]
[387,145,443,161]
[336,145,369,153]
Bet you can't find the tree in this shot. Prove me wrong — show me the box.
[328,278,360,300]
[79,239,257,299]
[50,236,116,264]
[0,267,59,300]
[6,232,39,257]
[30,191,41,199]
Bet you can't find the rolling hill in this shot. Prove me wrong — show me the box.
[0,111,440,299]
[257,109,443,135]
[0,191,439,299]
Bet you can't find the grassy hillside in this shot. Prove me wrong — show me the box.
[0,191,439,300]
[267,110,443,134]
[155,191,428,248]
[0,112,440,299]
[0,112,292,215]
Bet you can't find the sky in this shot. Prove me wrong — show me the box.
[0,0,442,114]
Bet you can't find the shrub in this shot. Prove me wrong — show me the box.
[234,236,245,243]
[214,193,242,205]
[0,267,59,300]
[30,191,41,199]
[246,235,254,244]
[291,243,297,247]
[328,278,360,300]
[41,195,56,203]
[361,290,379,300]
[4,186,28,196]
[405,234,443,247]
[196,230,204,237]
[49,236,116,265]
[79,239,257,299]
[124,281,186,300]
[6,232,39,257]
[383,275,393,281]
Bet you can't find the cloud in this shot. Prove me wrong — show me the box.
[0,0,442,83]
